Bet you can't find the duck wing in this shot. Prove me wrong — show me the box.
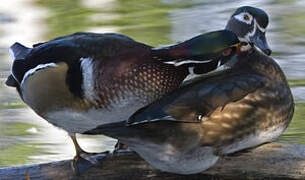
[7,32,151,96]
[17,32,149,63]
[127,71,265,125]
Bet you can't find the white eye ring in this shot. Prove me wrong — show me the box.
[234,12,253,25]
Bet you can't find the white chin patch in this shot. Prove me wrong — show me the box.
[240,43,252,52]
[21,63,57,85]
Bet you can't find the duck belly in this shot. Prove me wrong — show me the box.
[44,97,146,134]
[127,142,219,175]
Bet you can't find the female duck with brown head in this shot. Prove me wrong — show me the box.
[86,6,294,175]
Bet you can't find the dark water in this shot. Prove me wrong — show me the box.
[0,0,304,167]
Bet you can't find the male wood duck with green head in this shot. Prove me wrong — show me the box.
[5,31,238,171]
[85,6,294,174]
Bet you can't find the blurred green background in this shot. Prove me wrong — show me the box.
[0,0,305,167]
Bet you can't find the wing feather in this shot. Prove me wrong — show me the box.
[127,72,265,125]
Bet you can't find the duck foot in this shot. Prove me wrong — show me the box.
[71,151,109,176]
[69,133,109,175]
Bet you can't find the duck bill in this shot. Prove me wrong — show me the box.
[5,74,18,87]
[7,42,32,87]
[250,30,272,56]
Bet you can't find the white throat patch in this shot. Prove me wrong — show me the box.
[238,40,252,52]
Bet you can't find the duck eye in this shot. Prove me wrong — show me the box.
[243,14,250,21]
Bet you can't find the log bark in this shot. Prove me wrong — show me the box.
[0,143,304,180]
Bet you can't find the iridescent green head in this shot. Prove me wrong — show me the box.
[152,30,239,74]
[180,30,240,58]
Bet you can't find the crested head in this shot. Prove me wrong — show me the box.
[226,6,269,40]
[152,30,240,74]
[184,30,239,57]
[7,43,55,87]
[225,6,271,55]
[6,42,84,98]
[231,6,268,28]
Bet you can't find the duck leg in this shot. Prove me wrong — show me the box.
[69,133,109,175]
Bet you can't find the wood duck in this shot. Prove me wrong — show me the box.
[5,30,238,171]
[225,6,271,55]
[85,6,294,174]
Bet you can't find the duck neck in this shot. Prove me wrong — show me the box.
[235,48,288,83]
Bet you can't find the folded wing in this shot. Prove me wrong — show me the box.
[127,72,265,125]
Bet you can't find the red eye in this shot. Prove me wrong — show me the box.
[222,48,232,56]
[244,14,250,21]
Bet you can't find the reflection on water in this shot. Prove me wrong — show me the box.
[0,0,305,167]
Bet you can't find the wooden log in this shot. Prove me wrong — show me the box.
[0,143,304,180]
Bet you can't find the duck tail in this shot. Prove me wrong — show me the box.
[84,121,132,139]
[9,42,31,61]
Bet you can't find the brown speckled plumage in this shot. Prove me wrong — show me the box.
[94,59,187,109]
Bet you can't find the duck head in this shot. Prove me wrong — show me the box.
[152,30,240,74]
[5,61,61,101]
[225,6,271,55]
[5,42,83,109]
